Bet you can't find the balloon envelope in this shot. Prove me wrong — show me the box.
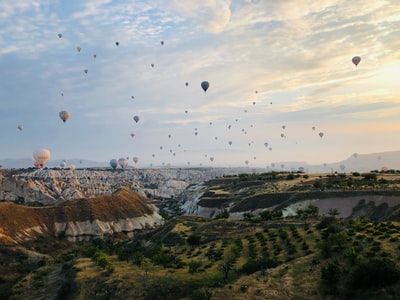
[17,124,23,131]
[110,159,119,169]
[352,56,361,66]
[118,158,128,169]
[133,115,140,123]
[201,81,209,92]
[59,111,70,123]
[33,149,51,167]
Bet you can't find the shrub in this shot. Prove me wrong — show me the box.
[350,259,400,289]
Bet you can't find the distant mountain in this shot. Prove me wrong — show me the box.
[0,158,109,169]
[0,150,399,172]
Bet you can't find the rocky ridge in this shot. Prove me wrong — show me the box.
[0,168,230,206]
[0,187,162,242]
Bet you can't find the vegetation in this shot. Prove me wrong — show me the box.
[2,213,400,299]
[2,171,400,299]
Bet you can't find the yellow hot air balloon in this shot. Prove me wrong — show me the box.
[33,149,51,168]
[59,110,70,123]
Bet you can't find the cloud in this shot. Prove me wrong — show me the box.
[166,0,232,33]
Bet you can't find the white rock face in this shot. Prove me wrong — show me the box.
[0,168,228,205]
[54,212,164,241]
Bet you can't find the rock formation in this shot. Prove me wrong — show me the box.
[0,187,163,242]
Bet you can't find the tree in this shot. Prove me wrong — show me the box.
[187,234,202,247]
[140,257,153,276]
[328,208,340,217]
[218,259,234,281]
[321,262,341,294]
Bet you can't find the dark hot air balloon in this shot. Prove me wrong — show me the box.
[201,81,209,92]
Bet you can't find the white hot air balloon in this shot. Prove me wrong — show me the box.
[33,149,51,168]
[118,157,128,169]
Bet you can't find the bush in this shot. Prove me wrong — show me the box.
[350,259,400,289]
[187,234,202,246]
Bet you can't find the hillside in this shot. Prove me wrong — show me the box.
[0,187,162,243]
[175,171,400,221]
[1,169,400,299]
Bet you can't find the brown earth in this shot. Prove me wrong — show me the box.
[0,187,156,242]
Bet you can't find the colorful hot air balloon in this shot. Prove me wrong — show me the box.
[33,149,51,168]
[59,110,70,123]
[352,56,361,66]
[201,81,209,92]
[133,115,140,123]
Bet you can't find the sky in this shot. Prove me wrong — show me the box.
[1,0,400,168]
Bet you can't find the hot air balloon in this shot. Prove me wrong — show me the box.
[353,153,358,158]
[60,160,67,168]
[58,33,62,38]
[133,157,139,164]
[17,124,23,131]
[33,149,51,168]
[84,69,88,74]
[264,142,268,147]
[69,165,76,171]
[340,164,345,171]
[151,63,154,68]
[130,133,135,138]
[201,81,209,92]
[318,132,324,138]
[110,159,119,169]
[160,41,164,46]
[59,111,70,123]
[76,46,81,52]
[118,157,128,169]
[115,42,119,46]
[185,82,189,86]
[133,115,140,123]
[312,126,316,130]
[210,157,214,162]
[228,141,232,145]
[93,54,97,58]
[352,56,361,66]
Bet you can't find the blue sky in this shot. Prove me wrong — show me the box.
[1,0,400,168]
